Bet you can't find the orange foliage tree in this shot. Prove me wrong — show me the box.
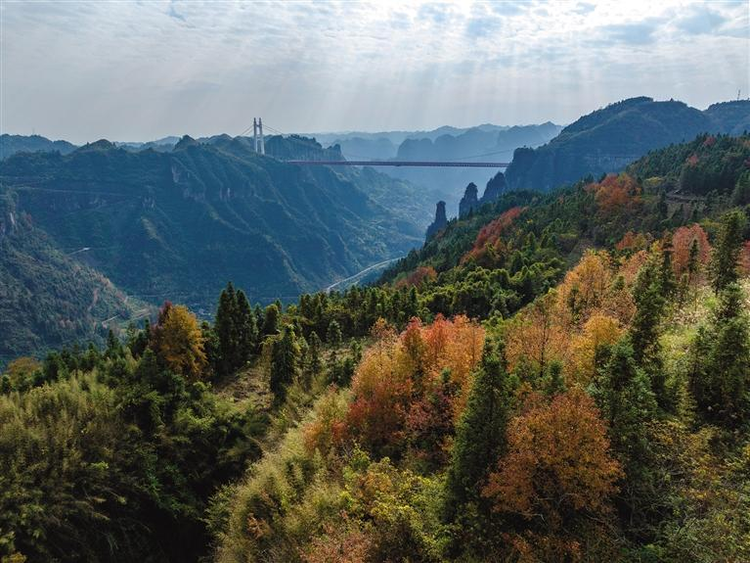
[586,173,642,218]
[461,206,526,266]
[554,250,613,328]
[395,266,437,289]
[483,390,622,554]
[150,302,207,380]
[345,315,484,458]
[567,314,623,386]
[672,224,711,278]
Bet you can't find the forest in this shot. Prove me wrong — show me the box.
[2,133,750,562]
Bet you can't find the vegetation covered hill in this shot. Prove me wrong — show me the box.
[0,136,431,358]
[0,134,77,160]
[505,97,750,192]
[0,192,137,361]
[2,134,750,562]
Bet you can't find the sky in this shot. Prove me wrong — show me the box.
[1,0,748,144]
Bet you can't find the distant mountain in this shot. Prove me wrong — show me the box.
[386,122,562,210]
[505,97,750,191]
[0,134,77,160]
[115,136,181,152]
[0,135,431,356]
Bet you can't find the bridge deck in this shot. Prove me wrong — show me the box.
[286,160,510,168]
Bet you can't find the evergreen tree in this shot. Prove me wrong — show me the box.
[269,325,300,405]
[657,190,668,220]
[444,339,513,520]
[215,283,238,376]
[630,258,667,405]
[261,303,280,337]
[235,289,258,361]
[302,331,322,388]
[709,210,746,293]
[326,319,343,346]
[689,283,750,426]
[591,339,657,531]
[659,234,677,298]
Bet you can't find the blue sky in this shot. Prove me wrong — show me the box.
[1,0,748,144]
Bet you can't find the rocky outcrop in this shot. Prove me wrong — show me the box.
[458,183,479,218]
[425,200,448,240]
[480,171,506,206]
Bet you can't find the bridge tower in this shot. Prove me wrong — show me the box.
[253,118,259,152]
[258,118,265,155]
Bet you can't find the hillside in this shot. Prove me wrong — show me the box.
[505,97,750,192]
[0,136,431,357]
[3,134,749,563]
[0,134,77,160]
[0,192,137,360]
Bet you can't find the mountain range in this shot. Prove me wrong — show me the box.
[505,98,750,191]
[0,135,431,358]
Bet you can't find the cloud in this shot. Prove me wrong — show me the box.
[1,0,747,143]
[598,18,664,45]
[673,6,727,35]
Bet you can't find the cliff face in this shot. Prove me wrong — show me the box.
[425,201,448,240]
[458,183,479,218]
[480,172,506,206]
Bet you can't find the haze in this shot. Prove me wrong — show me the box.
[1,0,748,145]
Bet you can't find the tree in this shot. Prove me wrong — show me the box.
[150,302,207,380]
[591,339,657,528]
[261,303,280,337]
[214,283,238,376]
[629,258,667,404]
[235,289,258,362]
[269,325,300,405]
[302,330,322,388]
[689,283,750,426]
[444,339,513,520]
[709,210,746,293]
[483,389,622,557]
[326,319,343,346]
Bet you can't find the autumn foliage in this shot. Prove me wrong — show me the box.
[344,315,484,458]
[672,224,711,277]
[395,266,437,288]
[586,173,642,217]
[483,389,622,527]
[462,206,526,265]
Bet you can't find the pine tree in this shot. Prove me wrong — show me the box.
[689,283,750,426]
[215,283,238,376]
[302,331,322,388]
[269,325,300,405]
[261,303,280,337]
[326,319,343,346]
[591,339,657,530]
[659,234,677,298]
[235,289,258,362]
[444,339,512,520]
[709,210,746,293]
[630,258,667,405]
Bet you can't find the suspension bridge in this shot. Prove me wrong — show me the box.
[241,117,512,168]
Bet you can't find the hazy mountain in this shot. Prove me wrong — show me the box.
[385,122,562,210]
[505,97,750,191]
[0,134,77,160]
[0,135,432,355]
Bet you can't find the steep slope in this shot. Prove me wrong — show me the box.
[0,137,430,321]
[0,193,135,360]
[505,97,750,191]
[0,134,77,160]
